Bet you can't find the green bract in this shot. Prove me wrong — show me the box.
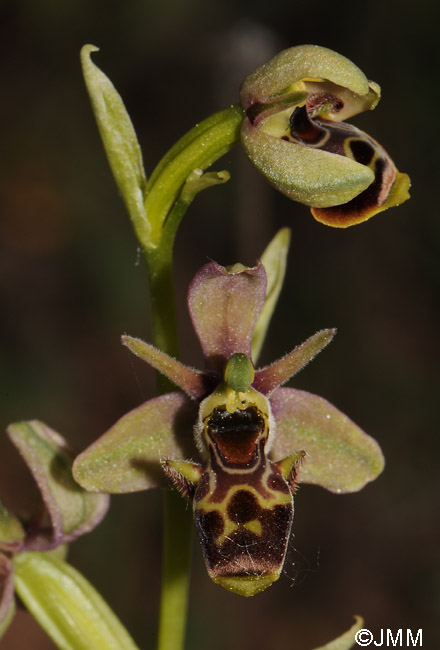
[81,45,149,244]
[81,44,243,251]
[240,44,410,227]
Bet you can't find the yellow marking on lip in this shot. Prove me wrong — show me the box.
[195,479,291,546]
[243,519,262,536]
[196,481,291,513]
[213,571,280,597]
[215,516,263,546]
[217,518,239,545]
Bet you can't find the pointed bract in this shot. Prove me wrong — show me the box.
[270,388,384,492]
[81,45,149,244]
[252,228,291,363]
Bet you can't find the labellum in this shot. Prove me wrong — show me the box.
[164,355,305,597]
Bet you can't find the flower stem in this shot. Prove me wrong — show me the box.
[144,242,193,650]
[156,490,193,650]
[141,105,244,650]
[143,243,192,650]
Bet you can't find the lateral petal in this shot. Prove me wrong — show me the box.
[122,335,207,399]
[254,329,335,396]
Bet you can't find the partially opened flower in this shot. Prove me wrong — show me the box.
[0,421,109,637]
[240,44,410,226]
[73,258,384,597]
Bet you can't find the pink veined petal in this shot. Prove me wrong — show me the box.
[270,387,384,493]
[73,393,199,493]
[188,261,267,373]
[253,329,335,395]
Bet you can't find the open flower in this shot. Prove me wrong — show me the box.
[73,260,383,596]
[240,44,410,227]
[0,421,109,637]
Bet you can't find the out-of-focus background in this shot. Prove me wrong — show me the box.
[1,1,438,648]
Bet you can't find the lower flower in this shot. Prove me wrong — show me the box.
[73,258,384,595]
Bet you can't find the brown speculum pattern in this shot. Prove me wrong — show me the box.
[285,105,398,226]
[166,398,303,597]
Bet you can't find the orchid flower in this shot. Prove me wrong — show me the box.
[240,44,410,226]
[73,257,384,597]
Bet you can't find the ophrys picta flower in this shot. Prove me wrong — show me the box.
[240,44,410,227]
[73,260,384,596]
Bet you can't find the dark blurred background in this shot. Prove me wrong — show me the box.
[0,0,438,648]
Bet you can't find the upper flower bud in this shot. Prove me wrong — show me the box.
[240,44,410,227]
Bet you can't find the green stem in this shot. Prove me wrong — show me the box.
[157,491,193,650]
[144,242,193,650]
[144,248,178,376]
[140,104,244,650]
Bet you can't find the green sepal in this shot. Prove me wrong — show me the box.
[7,420,109,547]
[80,45,149,245]
[270,388,384,493]
[241,120,374,208]
[252,228,291,362]
[73,393,198,493]
[240,45,376,113]
[188,260,266,373]
[13,552,140,650]
[310,616,364,650]
[0,499,25,550]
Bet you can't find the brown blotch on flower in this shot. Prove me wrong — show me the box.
[311,155,396,226]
